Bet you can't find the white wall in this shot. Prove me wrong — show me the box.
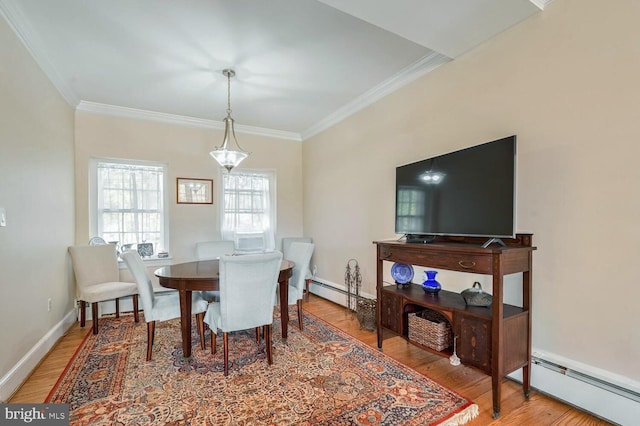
[74,111,304,261]
[304,0,640,392]
[0,14,303,400]
[2,0,639,418]
[0,13,75,398]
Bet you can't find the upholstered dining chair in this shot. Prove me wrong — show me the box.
[196,240,235,302]
[280,242,314,331]
[68,244,139,335]
[121,251,209,360]
[203,251,283,376]
[196,240,235,260]
[282,237,313,302]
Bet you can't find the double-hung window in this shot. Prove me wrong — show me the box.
[395,186,425,233]
[90,158,168,253]
[220,169,276,253]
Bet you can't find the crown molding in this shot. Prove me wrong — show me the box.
[3,1,447,144]
[76,101,302,142]
[301,52,450,141]
[0,0,79,106]
[528,0,554,10]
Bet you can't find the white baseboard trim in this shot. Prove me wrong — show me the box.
[309,279,347,306]
[0,309,77,402]
[311,279,640,425]
[509,363,640,425]
[309,278,375,308]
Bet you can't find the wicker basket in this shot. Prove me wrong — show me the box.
[408,309,452,351]
[356,297,377,331]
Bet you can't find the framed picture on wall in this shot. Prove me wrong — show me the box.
[177,178,213,204]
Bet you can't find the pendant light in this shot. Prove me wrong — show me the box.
[210,69,249,172]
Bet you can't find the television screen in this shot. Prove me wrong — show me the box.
[395,135,516,239]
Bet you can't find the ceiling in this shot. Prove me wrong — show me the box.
[0,0,550,141]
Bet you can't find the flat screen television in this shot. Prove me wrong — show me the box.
[395,135,516,245]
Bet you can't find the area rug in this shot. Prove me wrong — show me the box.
[46,309,478,425]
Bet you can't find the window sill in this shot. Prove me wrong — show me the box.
[118,255,173,269]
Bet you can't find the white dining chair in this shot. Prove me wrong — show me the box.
[203,251,283,376]
[68,244,139,334]
[280,242,314,331]
[196,240,235,260]
[196,240,235,302]
[122,251,209,360]
[282,237,313,301]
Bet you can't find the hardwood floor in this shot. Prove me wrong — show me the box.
[10,295,611,425]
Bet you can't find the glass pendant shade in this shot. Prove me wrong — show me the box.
[210,69,249,172]
[209,148,248,172]
[210,116,248,172]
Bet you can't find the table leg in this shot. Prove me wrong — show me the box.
[179,288,193,357]
[279,277,289,338]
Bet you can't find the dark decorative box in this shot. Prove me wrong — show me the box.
[137,243,154,258]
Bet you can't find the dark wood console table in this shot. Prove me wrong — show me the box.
[374,234,535,418]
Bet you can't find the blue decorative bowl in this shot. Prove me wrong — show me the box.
[391,263,414,284]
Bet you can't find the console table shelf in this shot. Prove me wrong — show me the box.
[375,234,535,418]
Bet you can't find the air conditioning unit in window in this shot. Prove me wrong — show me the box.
[234,232,266,253]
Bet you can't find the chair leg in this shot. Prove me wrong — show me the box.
[210,330,217,354]
[265,324,273,365]
[80,301,86,327]
[305,278,311,302]
[255,327,261,344]
[297,299,304,331]
[223,332,230,376]
[196,312,205,350]
[146,321,155,361]
[115,298,120,318]
[92,302,99,335]
[133,295,139,323]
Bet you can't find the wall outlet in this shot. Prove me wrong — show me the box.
[47,298,52,312]
[0,208,6,227]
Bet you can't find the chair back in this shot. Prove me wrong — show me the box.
[196,240,235,260]
[218,251,283,332]
[286,242,315,300]
[68,244,120,287]
[282,237,312,258]
[121,251,155,315]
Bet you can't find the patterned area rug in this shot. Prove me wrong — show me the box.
[47,309,478,425]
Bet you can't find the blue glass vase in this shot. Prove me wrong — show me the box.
[422,270,441,294]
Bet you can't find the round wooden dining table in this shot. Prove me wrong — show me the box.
[155,259,295,358]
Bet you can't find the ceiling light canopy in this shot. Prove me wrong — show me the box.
[210,69,249,172]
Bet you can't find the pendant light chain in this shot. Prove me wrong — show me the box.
[226,71,232,117]
[209,68,249,172]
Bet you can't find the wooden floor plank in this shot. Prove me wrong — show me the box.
[8,295,612,425]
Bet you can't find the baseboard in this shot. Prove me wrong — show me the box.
[509,362,639,425]
[311,279,640,425]
[0,309,77,402]
[511,349,640,425]
[308,278,375,308]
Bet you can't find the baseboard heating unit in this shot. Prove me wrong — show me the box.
[515,354,640,425]
[309,279,375,307]
[309,279,640,425]
[532,356,640,403]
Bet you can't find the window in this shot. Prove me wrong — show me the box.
[220,170,276,253]
[90,159,168,253]
[395,187,425,233]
